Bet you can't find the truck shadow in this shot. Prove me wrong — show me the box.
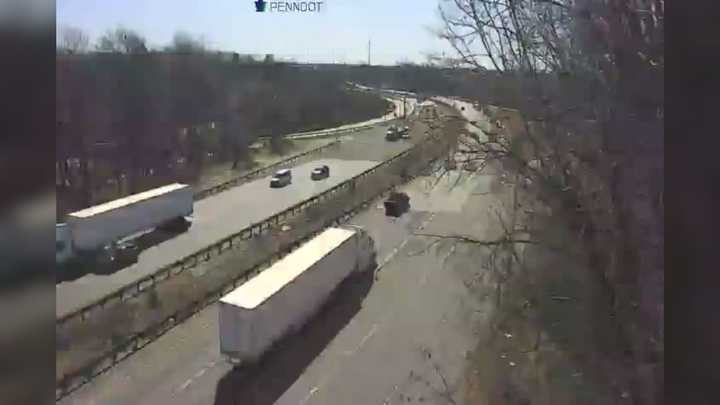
[212,268,375,405]
[56,224,191,284]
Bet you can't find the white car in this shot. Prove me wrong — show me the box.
[270,169,292,188]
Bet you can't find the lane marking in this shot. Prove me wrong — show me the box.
[357,324,379,352]
[299,211,440,401]
[178,379,192,392]
[175,360,222,394]
[299,377,328,405]
[343,323,380,356]
[419,267,430,286]
[376,212,437,274]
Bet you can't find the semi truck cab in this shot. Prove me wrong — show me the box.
[56,223,73,264]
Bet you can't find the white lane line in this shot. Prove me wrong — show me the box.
[300,213,440,400]
[194,368,206,379]
[342,323,380,356]
[357,324,379,351]
[419,267,430,286]
[300,377,329,405]
[178,379,192,392]
[376,212,437,274]
[300,386,320,405]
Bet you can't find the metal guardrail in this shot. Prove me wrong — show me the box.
[257,111,397,142]
[193,138,342,201]
[57,128,444,328]
[282,121,381,140]
[254,95,409,143]
[56,125,455,400]
[58,99,417,327]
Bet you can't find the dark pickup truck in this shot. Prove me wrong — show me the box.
[384,191,410,217]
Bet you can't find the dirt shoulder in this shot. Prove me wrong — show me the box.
[456,103,651,404]
[462,173,622,405]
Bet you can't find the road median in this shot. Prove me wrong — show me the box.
[56,106,463,400]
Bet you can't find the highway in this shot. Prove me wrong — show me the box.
[56,122,419,318]
[58,160,510,405]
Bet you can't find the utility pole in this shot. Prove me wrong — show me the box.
[367,38,371,65]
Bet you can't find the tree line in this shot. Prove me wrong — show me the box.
[434,0,663,403]
[56,26,388,216]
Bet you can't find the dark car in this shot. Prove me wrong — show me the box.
[386,126,400,141]
[311,165,330,180]
[384,191,411,217]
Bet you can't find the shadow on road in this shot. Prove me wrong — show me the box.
[56,224,191,284]
[212,268,375,405]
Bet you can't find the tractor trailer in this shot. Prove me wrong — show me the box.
[56,183,193,268]
[218,226,377,365]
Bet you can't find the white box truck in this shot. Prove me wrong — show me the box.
[56,183,193,267]
[218,226,377,365]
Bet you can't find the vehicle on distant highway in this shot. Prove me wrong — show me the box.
[56,183,193,270]
[218,226,377,366]
[270,169,292,188]
[311,165,330,180]
[385,125,400,141]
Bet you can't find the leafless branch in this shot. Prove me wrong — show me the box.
[535,0,571,10]
[413,232,538,246]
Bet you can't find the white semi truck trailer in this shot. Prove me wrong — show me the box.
[218,226,377,365]
[56,183,193,267]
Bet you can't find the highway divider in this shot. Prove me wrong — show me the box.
[194,138,342,201]
[254,96,408,143]
[189,96,404,201]
[196,118,396,201]
[56,111,462,400]
[57,123,440,329]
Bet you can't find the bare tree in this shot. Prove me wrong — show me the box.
[437,0,664,402]
[167,31,207,53]
[96,27,148,54]
[58,26,89,54]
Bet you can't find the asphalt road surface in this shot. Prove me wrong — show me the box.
[58,166,506,405]
[56,123,420,318]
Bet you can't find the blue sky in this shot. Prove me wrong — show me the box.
[56,0,456,65]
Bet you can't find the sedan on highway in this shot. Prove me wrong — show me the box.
[386,126,400,141]
[311,165,330,180]
[270,169,292,188]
